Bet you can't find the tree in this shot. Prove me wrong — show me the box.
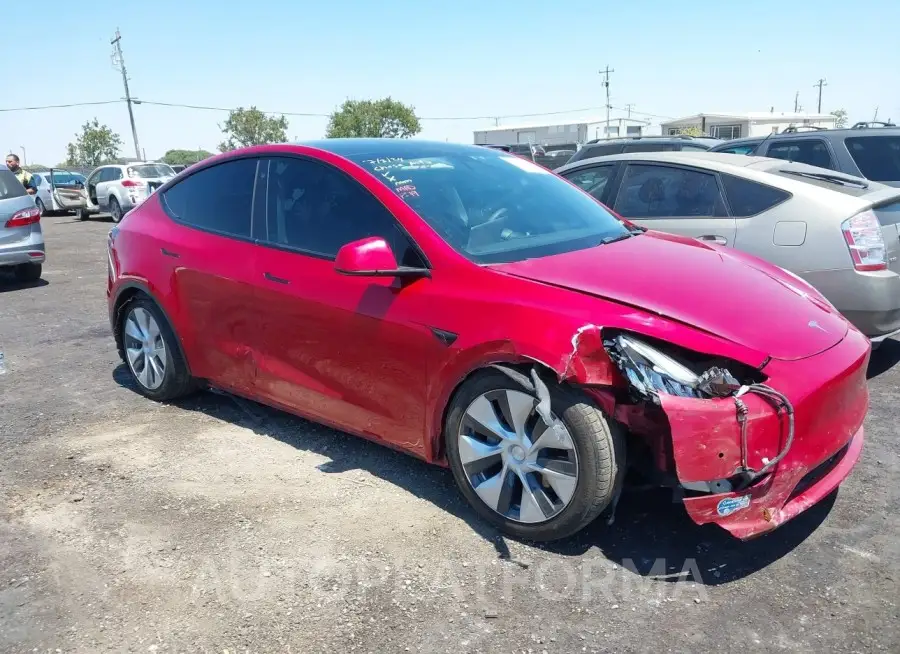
[66,118,123,168]
[671,126,705,137]
[162,148,214,165]
[326,97,421,139]
[64,143,78,167]
[831,108,848,128]
[218,107,288,152]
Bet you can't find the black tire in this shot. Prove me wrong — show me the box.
[77,208,90,221]
[109,197,123,223]
[35,198,45,215]
[118,295,197,402]
[444,369,625,542]
[13,263,42,282]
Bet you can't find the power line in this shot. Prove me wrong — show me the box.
[0,100,122,112]
[0,98,675,122]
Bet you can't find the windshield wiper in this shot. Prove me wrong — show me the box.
[780,169,869,189]
[599,232,634,245]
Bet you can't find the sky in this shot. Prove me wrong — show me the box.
[4,0,899,166]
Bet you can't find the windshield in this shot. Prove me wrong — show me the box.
[348,149,629,263]
[128,164,175,179]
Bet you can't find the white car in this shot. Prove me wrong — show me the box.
[78,162,176,223]
[31,170,87,215]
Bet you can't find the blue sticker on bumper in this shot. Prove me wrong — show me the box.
[716,495,751,517]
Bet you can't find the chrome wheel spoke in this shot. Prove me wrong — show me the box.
[527,461,578,506]
[124,317,143,342]
[125,346,142,366]
[136,357,151,388]
[473,465,514,516]
[464,395,513,441]
[496,389,535,438]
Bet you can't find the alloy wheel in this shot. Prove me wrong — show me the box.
[457,389,579,524]
[123,307,167,390]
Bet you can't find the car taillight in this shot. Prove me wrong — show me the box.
[121,179,144,188]
[4,206,41,228]
[841,209,887,271]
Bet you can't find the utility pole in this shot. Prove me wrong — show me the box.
[599,65,614,138]
[794,91,799,113]
[813,78,827,114]
[19,146,26,166]
[111,29,141,160]
[873,106,879,121]
[624,103,635,118]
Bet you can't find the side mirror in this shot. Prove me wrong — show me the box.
[334,236,430,278]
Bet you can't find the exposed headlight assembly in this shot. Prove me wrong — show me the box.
[603,333,744,401]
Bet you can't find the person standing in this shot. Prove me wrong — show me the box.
[6,154,37,195]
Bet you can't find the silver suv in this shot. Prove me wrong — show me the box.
[0,168,44,282]
[78,162,176,222]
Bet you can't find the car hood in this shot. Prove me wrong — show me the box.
[489,231,849,361]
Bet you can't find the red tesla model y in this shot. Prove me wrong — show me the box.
[106,139,869,542]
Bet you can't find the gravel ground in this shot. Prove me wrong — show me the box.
[1,215,898,653]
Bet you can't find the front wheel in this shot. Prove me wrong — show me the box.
[445,369,625,542]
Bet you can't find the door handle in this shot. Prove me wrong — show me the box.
[698,234,727,245]
[264,272,290,285]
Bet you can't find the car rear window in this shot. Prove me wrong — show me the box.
[621,142,679,153]
[721,174,791,217]
[127,164,175,179]
[574,143,623,160]
[845,136,900,182]
[0,170,26,200]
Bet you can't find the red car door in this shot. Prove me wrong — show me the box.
[155,157,263,395]
[249,156,445,458]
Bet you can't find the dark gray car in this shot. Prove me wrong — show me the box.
[565,135,723,165]
[709,124,900,187]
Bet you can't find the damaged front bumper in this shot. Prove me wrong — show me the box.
[596,326,870,540]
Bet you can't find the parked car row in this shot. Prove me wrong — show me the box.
[105,138,872,544]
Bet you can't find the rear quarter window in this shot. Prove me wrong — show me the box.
[721,174,791,217]
[845,136,900,182]
[0,170,26,200]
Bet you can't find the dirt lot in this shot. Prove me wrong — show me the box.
[1,215,898,653]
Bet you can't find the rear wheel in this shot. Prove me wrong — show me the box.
[13,263,42,282]
[119,296,196,401]
[35,198,45,215]
[77,208,90,221]
[109,197,123,223]
[445,369,625,542]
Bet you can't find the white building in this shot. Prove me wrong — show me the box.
[660,112,837,140]
[473,116,652,147]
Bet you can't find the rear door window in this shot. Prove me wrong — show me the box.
[613,164,727,218]
[845,136,900,182]
[721,174,791,217]
[766,139,836,169]
[162,158,258,239]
